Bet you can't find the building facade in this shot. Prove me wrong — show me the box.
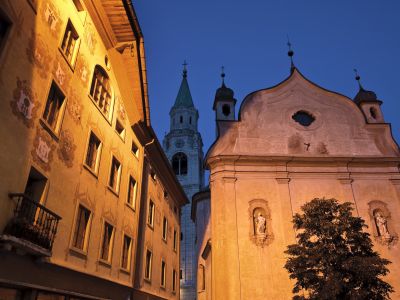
[193,68,400,299]
[0,1,186,299]
[163,68,204,300]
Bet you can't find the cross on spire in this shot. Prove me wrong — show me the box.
[287,35,295,73]
[221,66,225,86]
[183,60,188,78]
[353,68,363,89]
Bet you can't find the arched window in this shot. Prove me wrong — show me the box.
[90,65,112,118]
[370,107,377,119]
[180,116,183,123]
[172,152,187,175]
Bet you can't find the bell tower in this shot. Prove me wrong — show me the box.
[213,67,237,122]
[163,63,204,300]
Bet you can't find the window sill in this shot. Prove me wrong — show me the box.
[144,277,151,284]
[115,130,125,143]
[147,223,154,231]
[119,267,131,275]
[125,202,136,212]
[160,285,166,290]
[88,94,113,125]
[69,247,88,258]
[107,185,119,198]
[83,164,99,179]
[58,47,77,72]
[162,237,167,244]
[40,119,60,141]
[98,259,112,268]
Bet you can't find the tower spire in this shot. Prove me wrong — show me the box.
[183,60,188,78]
[221,66,226,86]
[353,68,363,90]
[287,35,295,73]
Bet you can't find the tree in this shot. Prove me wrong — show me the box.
[284,198,393,300]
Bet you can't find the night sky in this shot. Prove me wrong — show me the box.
[134,1,400,156]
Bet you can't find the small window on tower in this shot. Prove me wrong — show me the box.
[172,152,187,175]
[180,116,183,123]
[222,104,231,116]
[189,116,192,124]
[370,107,377,120]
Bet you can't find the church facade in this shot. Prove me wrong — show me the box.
[163,67,204,300]
[193,67,400,299]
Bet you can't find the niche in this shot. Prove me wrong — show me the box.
[248,199,273,247]
[368,200,398,247]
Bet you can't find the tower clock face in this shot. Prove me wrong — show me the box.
[175,139,184,148]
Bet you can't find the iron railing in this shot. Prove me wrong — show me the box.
[5,193,61,251]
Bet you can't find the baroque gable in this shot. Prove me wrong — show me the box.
[208,69,399,159]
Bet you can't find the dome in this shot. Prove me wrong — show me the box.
[215,83,234,101]
[353,87,378,104]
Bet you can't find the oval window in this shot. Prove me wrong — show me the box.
[292,111,315,127]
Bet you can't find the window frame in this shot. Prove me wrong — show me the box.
[120,233,133,272]
[99,220,115,265]
[160,259,166,288]
[70,203,92,254]
[108,155,122,195]
[59,19,80,69]
[40,80,67,138]
[162,216,168,242]
[115,118,126,141]
[83,130,102,176]
[126,175,137,210]
[0,8,12,59]
[172,269,177,293]
[147,199,155,228]
[144,248,153,281]
[173,228,177,252]
[88,65,114,122]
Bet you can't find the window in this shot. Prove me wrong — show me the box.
[100,222,114,262]
[108,156,121,193]
[292,110,315,127]
[179,116,183,123]
[162,217,168,241]
[173,229,177,251]
[370,107,377,119]
[0,10,11,54]
[127,176,137,209]
[60,20,79,67]
[115,119,125,140]
[20,167,47,224]
[148,200,155,227]
[150,170,156,181]
[24,167,47,203]
[131,141,139,156]
[161,260,166,288]
[42,81,66,134]
[72,205,91,251]
[121,235,132,271]
[144,249,152,280]
[172,152,187,175]
[172,269,177,293]
[85,132,102,173]
[180,269,183,279]
[90,65,112,119]
[198,264,205,291]
[222,104,230,116]
[189,116,192,124]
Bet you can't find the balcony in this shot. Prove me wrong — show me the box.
[1,193,61,256]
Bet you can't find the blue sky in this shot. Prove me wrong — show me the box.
[134,1,400,153]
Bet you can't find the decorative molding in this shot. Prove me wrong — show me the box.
[276,178,290,184]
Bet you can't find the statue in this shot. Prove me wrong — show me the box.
[255,213,266,235]
[374,211,391,239]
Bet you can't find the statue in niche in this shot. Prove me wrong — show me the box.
[255,212,266,235]
[374,211,391,240]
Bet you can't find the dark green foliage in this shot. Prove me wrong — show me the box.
[284,198,393,300]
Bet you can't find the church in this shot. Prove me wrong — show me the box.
[191,54,400,299]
